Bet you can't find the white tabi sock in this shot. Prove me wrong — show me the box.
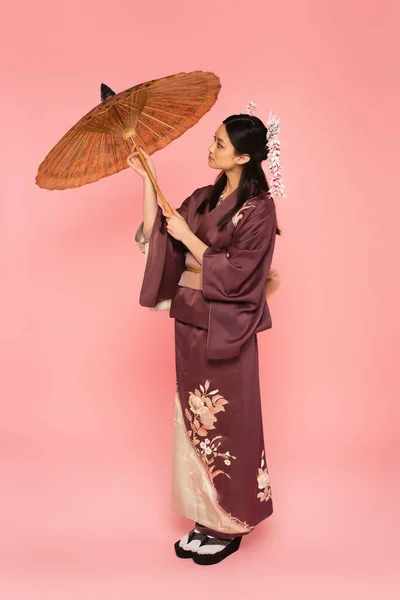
[196,535,234,555]
[179,528,206,551]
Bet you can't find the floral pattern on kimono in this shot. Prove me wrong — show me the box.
[184,379,236,483]
[231,199,257,227]
[257,450,272,502]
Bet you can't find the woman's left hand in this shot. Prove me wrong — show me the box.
[265,268,281,299]
[162,208,192,242]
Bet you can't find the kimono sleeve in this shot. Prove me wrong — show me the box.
[134,191,193,310]
[202,199,277,360]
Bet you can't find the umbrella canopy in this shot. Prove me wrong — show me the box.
[35,71,221,208]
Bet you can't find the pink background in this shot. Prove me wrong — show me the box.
[1,0,399,598]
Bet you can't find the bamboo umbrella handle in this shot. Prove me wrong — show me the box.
[129,138,173,214]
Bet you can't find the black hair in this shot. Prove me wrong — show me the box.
[197,113,282,235]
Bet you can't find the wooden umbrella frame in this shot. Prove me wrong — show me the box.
[130,140,173,214]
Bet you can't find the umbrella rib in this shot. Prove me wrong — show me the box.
[139,106,192,118]
[44,128,82,172]
[78,133,98,187]
[139,112,178,130]
[95,134,105,182]
[109,108,121,173]
[122,137,134,155]
[110,135,120,173]
[132,132,151,152]
[117,96,206,110]
[146,94,212,101]
[145,104,195,118]
[113,97,214,128]
[117,96,197,113]
[62,133,91,183]
[138,118,176,139]
[50,131,86,180]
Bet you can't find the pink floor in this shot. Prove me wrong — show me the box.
[1,454,397,600]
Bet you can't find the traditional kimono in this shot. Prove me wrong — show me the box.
[135,184,276,540]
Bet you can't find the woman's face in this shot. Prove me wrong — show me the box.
[208,124,249,171]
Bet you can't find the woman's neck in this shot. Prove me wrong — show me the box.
[223,169,242,197]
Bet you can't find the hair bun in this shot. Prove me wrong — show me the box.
[251,146,269,163]
[261,146,269,161]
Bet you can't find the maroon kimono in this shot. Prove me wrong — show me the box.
[135,184,276,539]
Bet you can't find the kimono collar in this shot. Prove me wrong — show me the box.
[208,186,239,217]
[208,181,260,215]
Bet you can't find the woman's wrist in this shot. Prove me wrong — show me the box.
[143,176,156,187]
[142,177,157,204]
[181,230,208,265]
[181,229,194,247]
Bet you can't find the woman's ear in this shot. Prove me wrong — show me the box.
[237,153,250,165]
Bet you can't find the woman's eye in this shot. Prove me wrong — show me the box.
[217,143,222,148]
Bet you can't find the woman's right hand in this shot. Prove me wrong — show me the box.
[127,148,157,181]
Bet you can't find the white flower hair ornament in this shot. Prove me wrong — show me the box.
[245,100,286,200]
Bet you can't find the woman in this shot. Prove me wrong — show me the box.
[129,113,281,566]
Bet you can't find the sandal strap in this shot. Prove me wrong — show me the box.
[187,530,207,544]
[199,536,233,547]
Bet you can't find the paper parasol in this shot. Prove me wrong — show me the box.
[35,70,221,213]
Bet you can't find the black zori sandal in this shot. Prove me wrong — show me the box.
[174,529,208,559]
[193,535,243,565]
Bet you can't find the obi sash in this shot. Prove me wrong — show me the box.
[177,251,203,290]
